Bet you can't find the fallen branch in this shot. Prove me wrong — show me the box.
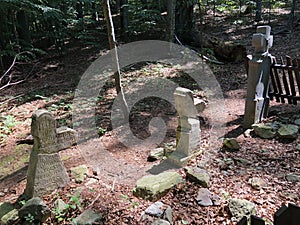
[0,51,35,91]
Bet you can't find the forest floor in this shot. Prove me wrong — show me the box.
[0,9,300,225]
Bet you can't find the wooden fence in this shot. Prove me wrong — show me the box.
[237,203,300,225]
[269,56,300,105]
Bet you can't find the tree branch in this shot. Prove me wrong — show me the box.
[0,51,33,91]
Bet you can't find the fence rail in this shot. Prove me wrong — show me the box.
[237,203,300,225]
[269,56,300,105]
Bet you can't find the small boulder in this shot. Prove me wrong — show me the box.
[228,198,256,221]
[278,124,298,139]
[145,202,164,217]
[249,177,267,190]
[185,167,210,187]
[294,118,300,126]
[0,209,18,225]
[18,197,51,223]
[196,188,221,207]
[286,174,300,182]
[194,98,206,113]
[0,202,14,219]
[252,123,276,139]
[223,138,240,150]
[133,172,183,201]
[243,129,252,138]
[196,188,213,207]
[163,206,173,225]
[70,165,88,183]
[151,219,170,225]
[234,157,251,166]
[73,209,102,225]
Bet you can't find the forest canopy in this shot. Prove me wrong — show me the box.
[0,0,297,73]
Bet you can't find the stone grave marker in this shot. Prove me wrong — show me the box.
[244,25,273,128]
[168,87,201,166]
[24,109,77,198]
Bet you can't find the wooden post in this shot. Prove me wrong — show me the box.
[243,25,273,128]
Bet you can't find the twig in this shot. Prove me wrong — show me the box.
[86,193,101,209]
[85,173,114,190]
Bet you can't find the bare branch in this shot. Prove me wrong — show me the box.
[0,51,32,91]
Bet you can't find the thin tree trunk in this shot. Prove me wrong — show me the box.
[102,0,129,120]
[288,0,296,31]
[76,1,84,19]
[119,0,128,39]
[167,0,175,43]
[175,0,195,43]
[255,0,262,22]
[16,10,31,46]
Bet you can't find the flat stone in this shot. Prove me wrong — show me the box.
[0,209,18,225]
[0,202,14,219]
[194,98,206,113]
[243,129,252,138]
[234,157,251,166]
[286,174,300,182]
[73,209,102,225]
[163,206,173,225]
[185,167,210,187]
[294,118,300,126]
[228,198,256,221]
[196,188,213,206]
[133,172,183,201]
[145,202,164,217]
[249,177,267,190]
[151,219,171,225]
[252,123,276,139]
[148,148,165,161]
[278,124,298,139]
[71,165,88,183]
[223,138,240,150]
[19,197,51,223]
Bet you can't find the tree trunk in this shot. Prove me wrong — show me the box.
[175,0,246,62]
[119,0,128,39]
[288,0,297,30]
[92,1,97,21]
[102,0,129,119]
[167,0,176,43]
[255,0,262,22]
[76,1,84,19]
[175,0,196,43]
[16,10,31,46]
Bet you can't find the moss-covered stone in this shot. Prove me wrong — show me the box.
[70,165,88,183]
[278,124,299,139]
[185,167,210,187]
[0,209,18,225]
[228,198,256,221]
[252,123,276,139]
[133,172,183,201]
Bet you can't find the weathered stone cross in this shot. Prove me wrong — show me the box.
[244,25,273,128]
[24,109,77,198]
